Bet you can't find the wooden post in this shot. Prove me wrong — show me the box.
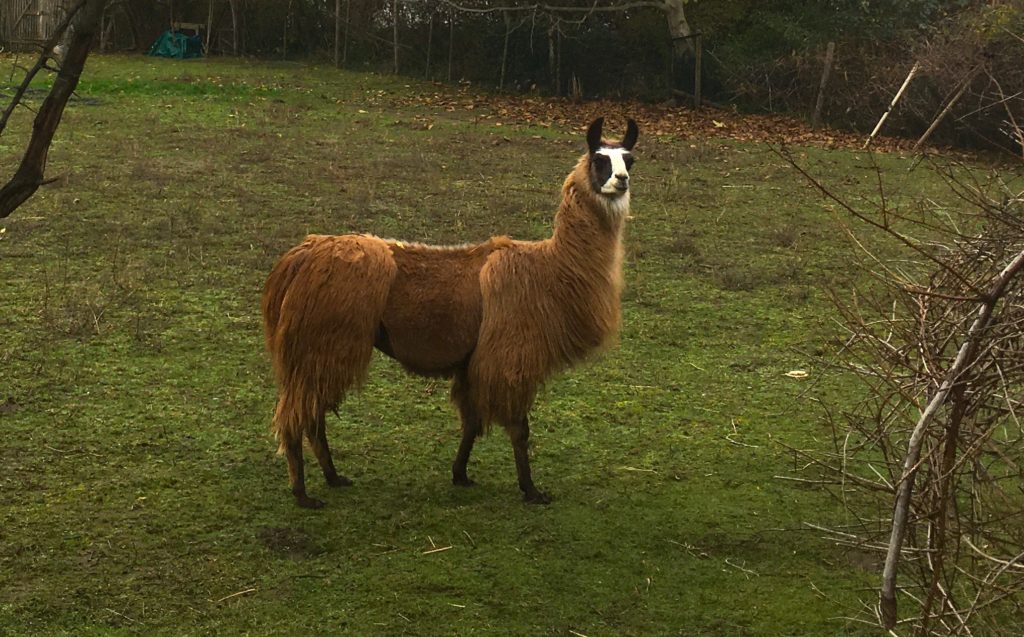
[812,41,835,128]
[555,26,561,97]
[334,0,340,67]
[499,10,510,91]
[447,16,454,82]
[548,23,557,95]
[693,33,702,108]
[229,0,238,56]
[342,0,350,64]
[99,5,107,52]
[392,0,398,74]
[205,0,214,54]
[863,61,920,149]
[282,0,289,61]
[425,13,433,79]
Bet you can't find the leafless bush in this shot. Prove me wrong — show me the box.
[780,147,1024,635]
[730,5,1024,154]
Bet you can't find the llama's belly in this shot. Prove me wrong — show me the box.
[378,244,486,376]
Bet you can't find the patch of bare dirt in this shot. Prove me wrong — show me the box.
[258,526,323,560]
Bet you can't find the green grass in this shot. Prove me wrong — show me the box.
[0,54,974,635]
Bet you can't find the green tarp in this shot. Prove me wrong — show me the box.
[148,31,203,59]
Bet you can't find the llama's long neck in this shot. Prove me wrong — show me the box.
[550,162,627,267]
[541,164,627,358]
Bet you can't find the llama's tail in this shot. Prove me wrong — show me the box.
[261,234,396,451]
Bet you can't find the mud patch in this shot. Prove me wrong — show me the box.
[258,526,323,560]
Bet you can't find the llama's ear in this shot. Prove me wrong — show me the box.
[622,118,639,150]
[586,118,605,154]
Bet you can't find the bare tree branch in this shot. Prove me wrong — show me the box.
[0,0,89,136]
[0,0,108,219]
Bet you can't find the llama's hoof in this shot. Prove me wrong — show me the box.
[523,489,551,505]
[295,494,325,509]
[326,474,353,487]
[452,475,476,487]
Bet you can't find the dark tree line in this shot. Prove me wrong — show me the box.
[2,1,1022,169]
[71,0,1017,152]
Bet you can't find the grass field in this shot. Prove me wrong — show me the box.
[0,54,976,635]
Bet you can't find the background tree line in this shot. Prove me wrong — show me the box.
[8,0,1024,151]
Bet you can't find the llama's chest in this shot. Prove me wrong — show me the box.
[480,248,622,363]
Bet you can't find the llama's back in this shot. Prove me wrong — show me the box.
[262,234,397,445]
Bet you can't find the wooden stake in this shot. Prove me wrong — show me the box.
[863,61,919,149]
[812,41,835,128]
[913,66,979,150]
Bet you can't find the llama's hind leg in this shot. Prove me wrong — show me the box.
[306,412,352,488]
[283,432,324,509]
[508,416,550,505]
[452,424,481,487]
[451,372,481,487]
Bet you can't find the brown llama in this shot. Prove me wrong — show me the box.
[262,117,638,508]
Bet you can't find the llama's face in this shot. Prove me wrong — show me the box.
[591,147,635,196]
[586,118,639,199]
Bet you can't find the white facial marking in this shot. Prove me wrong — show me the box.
[596,148,630,195]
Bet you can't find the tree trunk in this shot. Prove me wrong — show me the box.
[663,0,694,57]
[0,0,107,219]
[811,41,835,128]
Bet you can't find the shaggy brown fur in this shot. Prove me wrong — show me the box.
[262,118,638,508]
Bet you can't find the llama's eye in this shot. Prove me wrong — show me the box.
[624,156,635,169]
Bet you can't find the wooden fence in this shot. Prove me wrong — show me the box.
[1,0,67,51]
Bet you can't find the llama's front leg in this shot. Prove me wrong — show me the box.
[307,414,352,488]
[509,416,550,504]
[284,434,324,509]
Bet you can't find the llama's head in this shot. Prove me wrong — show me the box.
[585,117,638,198]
